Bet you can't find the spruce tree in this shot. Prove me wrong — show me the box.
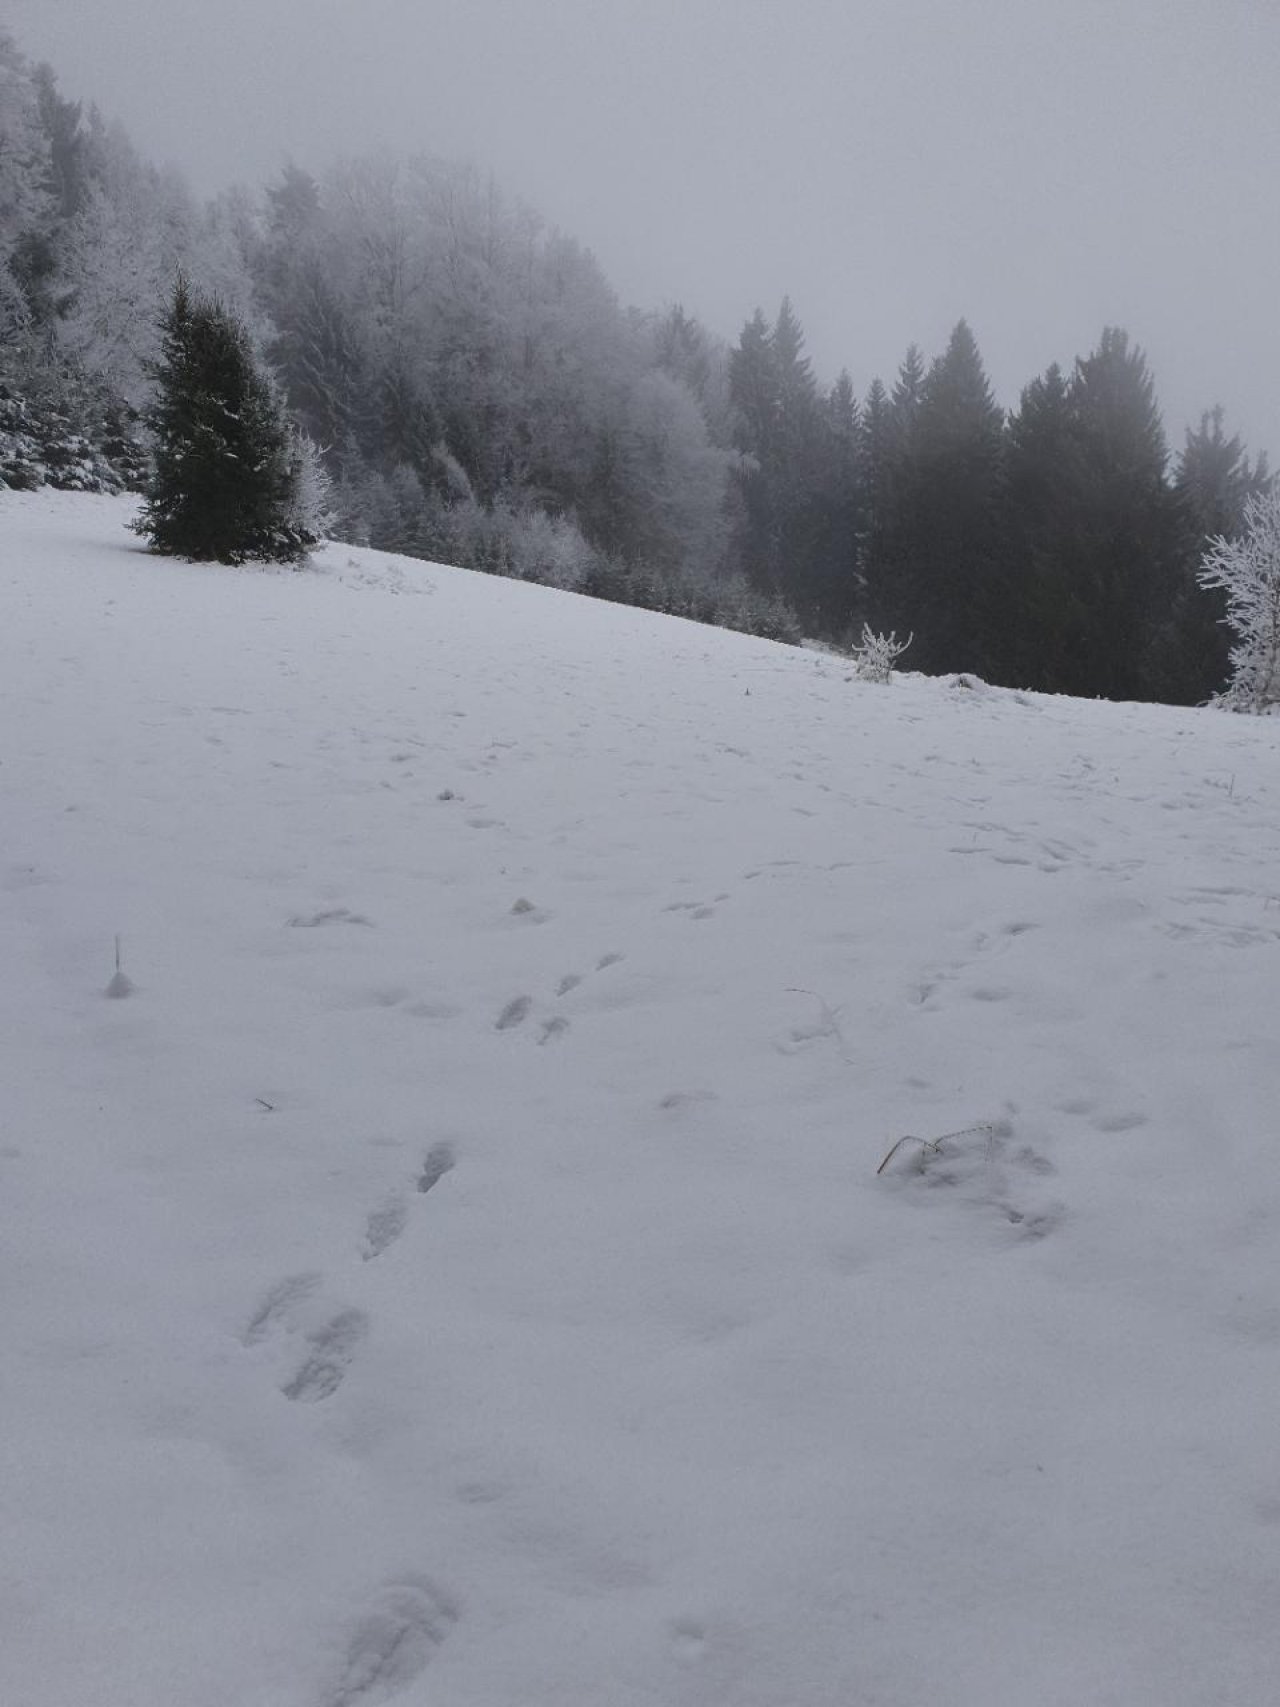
[909,320,1005,675]
[1066,328,1179,700]
[136,276,316,564]
[1003,363,1091,691]
[1148,409,1272,703]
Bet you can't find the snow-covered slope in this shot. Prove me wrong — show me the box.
[4,492,1279,1707]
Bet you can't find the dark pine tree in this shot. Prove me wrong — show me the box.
[908,320,1005,674]
[1146,408,1272,702]
[1066,327,1180,700]
[1002,363,1093,691]
[136,277,311,564]
[864,330,1003,673]
[802,369,864,635]
[858,376,894,629]
[858,347,926,641]
[728,307,780,592]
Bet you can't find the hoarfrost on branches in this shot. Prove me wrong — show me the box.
[1197,481,1280,713]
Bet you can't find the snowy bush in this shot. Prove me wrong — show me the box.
[1197,482,1280,713]
[504,508,597,592]
[284,430,333,546]
[849,624,912,683]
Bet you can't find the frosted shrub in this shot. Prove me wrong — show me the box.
[1197,482,1280,713]
[849,624,912,683]
[284,430,333,547]
[506,508,597,592]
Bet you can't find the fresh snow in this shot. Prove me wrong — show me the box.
[3,490,1280,1707]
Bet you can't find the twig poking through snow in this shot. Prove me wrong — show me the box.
[104,934,135,999]
[875,1120,1005,1176]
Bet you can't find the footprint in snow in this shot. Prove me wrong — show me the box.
[509,897,551,924]
[281,1308,368,1403]
[877,1120,1063,1241]
[243,1272,322,1345]
[288,907,373,928]
[327,1578,457,1707]
[403,999,462,1021]
[495,995,532,1031]
[555,954,624,995]
[362,1197,409,1261]
[659,1090,718,1112]
[1090,1110,1149,1134]
[417,1142,456,1193]
[669,1618,708,1665]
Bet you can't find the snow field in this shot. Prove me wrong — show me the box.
[3,491,1280,1706]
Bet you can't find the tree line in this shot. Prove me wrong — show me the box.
[0,28,1271,699]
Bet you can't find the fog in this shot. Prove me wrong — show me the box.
[11,0,1279,459]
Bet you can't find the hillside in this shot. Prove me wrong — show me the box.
[4,492,1279,1707]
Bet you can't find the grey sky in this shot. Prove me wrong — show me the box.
[10,0,1279,461]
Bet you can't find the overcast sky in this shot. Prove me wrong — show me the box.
[10,0,1278,461]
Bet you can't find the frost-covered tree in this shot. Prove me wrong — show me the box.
[1196,482,1280,712]
[136,277,317,564]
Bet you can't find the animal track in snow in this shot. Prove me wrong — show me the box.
[507,897,551,924]
[281,1308,367,1402]
[556,954,624,996]
[669,1618,708,1665]
[1090,1109,1149,1133]
[663,897,727,921]
[243,1272,322,1345]
[495,994,532,1030]
[1055,1097,1148,1134]
[327,1578,457,1706]
[878,1120,1063,1240]
[288,907,373,928]
[659,1089,718,1112]
[403,999,461,1021]
[417,1142,456,1194]
[362,1197,409,1261]
[538,1016,570,1044]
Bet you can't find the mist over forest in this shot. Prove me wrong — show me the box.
[1,25,1271,703]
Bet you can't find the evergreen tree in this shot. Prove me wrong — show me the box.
[1002,363,1092,690]
[909,320,1005,673]
[889,344,925,436]
[1066,328,1179,700]
[803,369,864,634]
[1149,408,1273,702]
[858,376,894,628]
[728,307,780,590]
[136,276,316,564]
[858,347,927,640]
[862,329,1003,673]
